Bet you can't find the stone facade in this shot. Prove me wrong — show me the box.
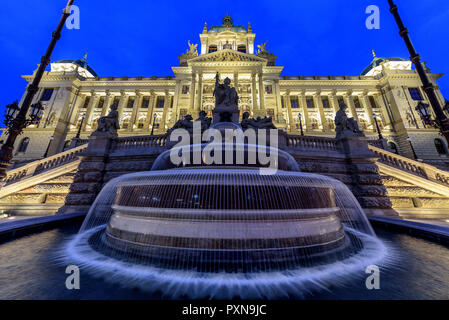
[1,14,448,168]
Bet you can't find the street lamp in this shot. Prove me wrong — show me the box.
[298,113,304,136]
[415,101,436,128]
[0,0,75,180]
[75,114,86,139]
[388,0,449,144]
[3,101,44,134]
[373,114,384,140]
[151,113,158,135]
[43,136,54,158]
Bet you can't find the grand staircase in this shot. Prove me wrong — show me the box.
[1,135,449,218]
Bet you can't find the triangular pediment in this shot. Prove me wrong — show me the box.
[188,49,267,64]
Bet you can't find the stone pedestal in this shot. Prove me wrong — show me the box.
[58,135,114,215]
[212,106,240,124]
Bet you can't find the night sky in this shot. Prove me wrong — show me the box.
[0,0,448,123]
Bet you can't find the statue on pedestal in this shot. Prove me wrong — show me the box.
[212,72,240,123]
[167,115,194,134]
[335,103,364,139]
[92,104,120,137]
[241,112,277,130]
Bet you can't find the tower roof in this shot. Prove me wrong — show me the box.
[208,13,248,33]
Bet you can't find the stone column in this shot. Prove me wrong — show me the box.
[233,72,239,94]
[329,90,339,113]
[251,72,258,113]
[173,80,182,122]
[314,91,327,132]
[101,91,112,117]
[258,72,265,111]
[344,91,359,122]
[299,90,311,132]
[118,91,128,122]
[360,92,375,132]
[274,80,283,123]
[195,72,203,113]
[130,91,142,132]
[285,91,294,132]
[161,91,170,132]
[189,72,196,114]
[145,91,156,130]
[83,91,97,131]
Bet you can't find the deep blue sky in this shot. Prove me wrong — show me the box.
[1,0,448,122]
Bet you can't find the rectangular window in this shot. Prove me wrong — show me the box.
[409,88,423,101]
[97,97,105,109]
[182,86,190,94]
[142,97,150,109]
[237,45,247,53]
[127,97,135,109]
[267,109,275,116]
[369,96,378,108]
[354,96,363,109]
[306,97,315,109]
[265,85,273,95]
[322,97,330,109]
[290,98,299,109]
[208,46,217,53]
[113,97,120,106]
[156,97,165,109]
[82,96,91,109]
[40,89,54,102]
[337,97,345,108]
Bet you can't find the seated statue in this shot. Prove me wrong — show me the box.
[213,72,240,124]
[335,103,364,139]
[196,111,212,131]
[241,112,277,130]
[167,114,194,133]
[92,104,120,137]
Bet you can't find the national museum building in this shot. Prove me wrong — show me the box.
[3,14,448,166]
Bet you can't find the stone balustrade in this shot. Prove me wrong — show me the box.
[111,135,168,151]
[285,135,341,152]
[369,145,449,187]
[3,144,88,186]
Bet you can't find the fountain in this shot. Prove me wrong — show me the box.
[63,74,387,299]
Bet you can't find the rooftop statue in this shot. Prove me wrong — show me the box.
[92,104,120,137]
[196,110,212,131]
[187,40,198,55]
[335,103,364,139]
[257,42,267,54]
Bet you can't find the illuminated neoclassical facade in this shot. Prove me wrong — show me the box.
[3,14,448,165]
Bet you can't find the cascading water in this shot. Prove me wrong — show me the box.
[62,142,388,299]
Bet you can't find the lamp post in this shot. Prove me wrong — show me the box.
[298,113,304,136]
[388,0,449,144]
[373,114,383,140]
[75,114,86,139]
[0,0,75,180]
[43,136,54,158]
[151,113,158,136]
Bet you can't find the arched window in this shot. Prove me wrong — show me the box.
[17,137,30,153]
[121,118,130,129]
[434,138,447,155]
[309,118,319,130]
[137,118,146,129]
[388,142,399,154]
[326,118,335,130]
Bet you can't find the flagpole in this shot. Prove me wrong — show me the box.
[0,0,75,179]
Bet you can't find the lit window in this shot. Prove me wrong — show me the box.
[237,45,246,53]
[409,88,423,101]
[137,119,145,129]
[122,119,130,129]
[182,86,190,94]
[290,98,299,109]
[208,45,217,53]
[306,97,315,109]
[322,97,330,109]
[142,97,150,108]
[354,97,363,109]
[40,89,54,102]
[127,97,135,109]
[156,97,165,109]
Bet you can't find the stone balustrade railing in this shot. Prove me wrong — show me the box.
[3,144,88,186]
[369,145,449,187]
[285,135,341,152]
[111,134,168,151]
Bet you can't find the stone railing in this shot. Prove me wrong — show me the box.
[3,144,88,186]
[111,134,168,151]
[367,138,384,149]
[285,135,341,152]
[369,145,449,187]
